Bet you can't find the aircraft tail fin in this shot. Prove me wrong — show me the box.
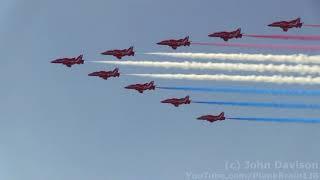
[113,67,119,73]
[219,112,225,118]
[185,95,191,103]
[296,17,303,27]
[289,17,301,24]
[77,55,84,64]
[149,81,155,89]
[184,36,191,46]
[77,54,83,60]
[128,46,135,56]
[236,28,242,38]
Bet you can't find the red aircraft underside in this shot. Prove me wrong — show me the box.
[51,55,84,67]
[197,112,226,123]
[125,81,156,93]
[268,18,303,32]
[101,46,135,59]
[161,95,191,107]
[208,28,242,41]
[157,36,191,50]
[88,68,120,80]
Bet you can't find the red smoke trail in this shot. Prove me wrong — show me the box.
[244,34,320,41]
[192,42,320,51]
[304,24,320,27]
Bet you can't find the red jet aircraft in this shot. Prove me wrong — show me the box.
[88,68,120,80]
[101,46,135,59]
[208,28,242,41]
[51,55,84,67]
[161,95,191,107]
[125,81,156,93]
[268,18,303,32]
[197,112,226,123]
[157,36,191,50]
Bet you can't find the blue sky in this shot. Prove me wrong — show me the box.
[0,0,320,180]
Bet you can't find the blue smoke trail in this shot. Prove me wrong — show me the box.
[157,86,320,96]
[228,117,320,123]
[192,101,320,109]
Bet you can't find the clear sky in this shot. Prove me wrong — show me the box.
[0,0,320,180]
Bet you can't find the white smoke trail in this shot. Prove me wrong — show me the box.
[91,60,320,75]
[145,52,320,65]
[125,73,320,85]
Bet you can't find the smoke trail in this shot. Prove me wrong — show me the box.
[228,117,320,123]
[304,24,320,27]
[192,42,320,51]
[192,101,320,109]
[126,73,320,85]
[91,60,320,75]
[145,52,320,65]
[157,86,320,96]
[244,34,320,41]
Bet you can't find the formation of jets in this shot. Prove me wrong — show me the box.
[50,17,308,123]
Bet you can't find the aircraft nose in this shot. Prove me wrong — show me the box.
[157,42,163,45]
[88,72,95,76]
[101,51,109,55]
[124,86,130,89]
[51,60,58,63]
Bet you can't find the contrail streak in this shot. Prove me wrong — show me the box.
[192,42,320,51]
[304,24,320,27]
[244,34,320,41]
[157,86,320,96]
[192,101,320,109]
[145,52,320,65]
[126,73,320,85]
[91,60,320,75]
[228,117,320,123]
